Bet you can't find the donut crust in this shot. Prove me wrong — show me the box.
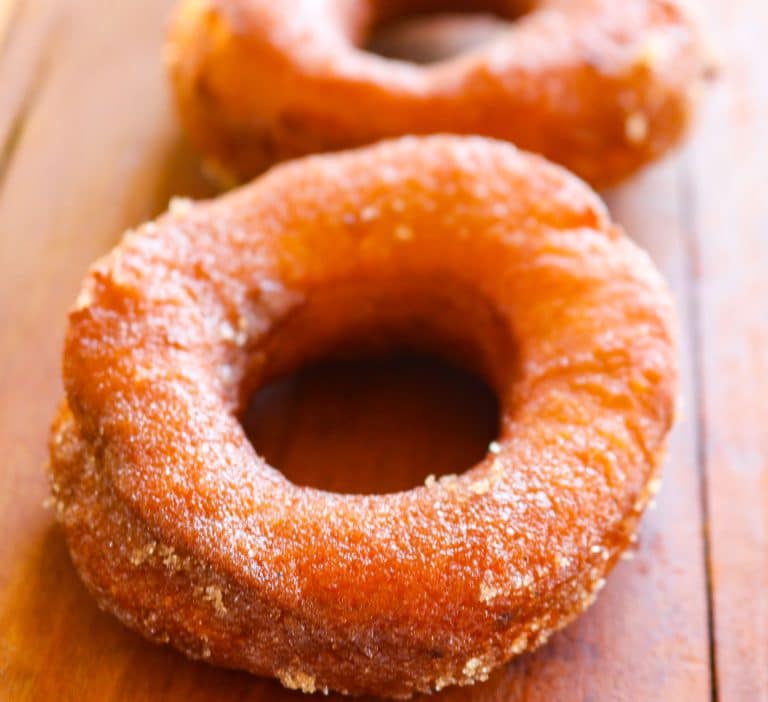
[167,0,707,186]
[50,136,678,697]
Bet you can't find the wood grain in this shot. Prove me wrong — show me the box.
[0,0,20,47]
[0,0,60,184]
[0,0,760,700]
[690,1,768,699]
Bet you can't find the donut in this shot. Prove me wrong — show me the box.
[166,0,708,187]
[49,136,678,697]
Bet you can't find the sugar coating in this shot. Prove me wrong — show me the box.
[625,112,650,144]
[169,196,193,216]
[462,656,491,682]
[203,585,227,616]
[129,541,156,566]
[278,669,317,694]
[479,570,500,604]
[49,136,678,698]
[469,477,492,495]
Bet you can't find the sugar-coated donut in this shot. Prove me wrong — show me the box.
[167,0,707,186]
[49,136,677,697]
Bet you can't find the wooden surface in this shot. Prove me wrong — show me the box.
[0,1,764,700]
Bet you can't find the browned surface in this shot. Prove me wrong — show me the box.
[48,133,679,698]
[0,1,761,701]
[168,0,706,187]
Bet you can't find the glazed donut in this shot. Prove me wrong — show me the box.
[49,136,677,698]
[167,0,707,186]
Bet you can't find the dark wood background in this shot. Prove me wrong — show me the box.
[0,1,765,700]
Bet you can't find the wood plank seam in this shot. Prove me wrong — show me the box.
[0,0,22,56]
[0,0,59,196]
[0,79,45,192]
[679,157,719,702]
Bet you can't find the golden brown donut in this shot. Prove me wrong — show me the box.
[49,136,677,698]
[166,0,708,186]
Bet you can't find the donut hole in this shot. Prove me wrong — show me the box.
[242,354,499,494]
[363,1,534,64]
[238,275,512,495]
